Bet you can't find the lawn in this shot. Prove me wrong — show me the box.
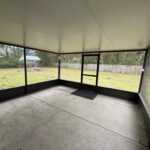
[0,68,58,89]
[61,68,141,92]
[0,68,141,92]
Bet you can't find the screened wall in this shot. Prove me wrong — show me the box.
[59,51,145,93]
[0,44,25,89]
[82,55,98,85]
[140,49,150,113]
[0,42,146,94]
[26,49,58,85]
[0,43,58,91]
[98,51,145,92]
[60,54,81,83]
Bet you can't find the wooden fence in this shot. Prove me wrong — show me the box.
[61,63,142,74]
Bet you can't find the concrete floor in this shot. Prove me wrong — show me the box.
[0,86,149,150]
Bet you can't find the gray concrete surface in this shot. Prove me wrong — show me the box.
[0,86,149,150]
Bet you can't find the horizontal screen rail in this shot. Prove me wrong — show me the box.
[83,54,99,57]
[82,74,97,77]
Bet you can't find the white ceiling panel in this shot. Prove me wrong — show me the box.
[0,0,149,52]
[0,16,24,45]
[86,0,150,50]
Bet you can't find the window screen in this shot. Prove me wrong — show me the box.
[26,49,58,84]
[61,54,81,82]
[0,44,25,89]
[98,51,145,92]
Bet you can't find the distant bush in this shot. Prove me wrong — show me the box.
[0,59,19,68]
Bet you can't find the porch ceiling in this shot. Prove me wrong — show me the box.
[0,0,149,53]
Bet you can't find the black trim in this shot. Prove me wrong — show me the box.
[81,53,84,84]
[0,78,144,109]
[138,94,150,147]
[81,54,99,87]
[0,86,26,102]
[82,74,97,77]
[58,55,61,79]
[24,47,27,93]
[58,80,138,102]
[58,60,61,79]
[96,86,138,102]
[83,54,100,56]
[0,80,59,102]
[27,80,58,94]
[60,49,146,54]
[100,49,146,53]
[0,79,138,102]
[96,53,100,87]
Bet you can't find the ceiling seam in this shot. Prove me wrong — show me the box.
[83,0,116,49]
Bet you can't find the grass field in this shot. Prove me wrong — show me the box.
[0,67,141,92]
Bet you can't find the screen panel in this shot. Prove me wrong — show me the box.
[83,76,96,85]
[26,49,58,85]
[0,44,25,89]
[98,51,145,92]
[61,54,81,82]
[83,55,98,75]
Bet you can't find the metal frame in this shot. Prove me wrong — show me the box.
[96,53,100,87]
[23,47,28,93]
[58,54,61,80]
[60,49,146,55]
[0,42,59,101]
[59,79,139,102]
[0,41,148,101]
[61,49,147,93]
[81,53,100,87]
[81,53,84,84]
[0,80,58,101]
[82,74,97,77]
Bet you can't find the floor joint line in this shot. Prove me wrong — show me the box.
[33,96,148,148]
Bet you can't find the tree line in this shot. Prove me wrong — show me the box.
[0,44,57,68]
[61,52,145,66]
[0,43,145,68]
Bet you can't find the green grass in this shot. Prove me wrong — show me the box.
[61,68,141,92]
[0,68,58,89]
[0,68,141,92]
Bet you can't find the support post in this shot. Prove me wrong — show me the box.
[58,54,61,80]
[96,52,100,87]
[23,47,27,93]
[81,53,84,84]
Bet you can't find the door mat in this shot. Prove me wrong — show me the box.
[71,89,97,100]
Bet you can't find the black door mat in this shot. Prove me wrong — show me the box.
[71,89,97,100]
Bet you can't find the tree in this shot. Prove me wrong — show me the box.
[36,51,57,67]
